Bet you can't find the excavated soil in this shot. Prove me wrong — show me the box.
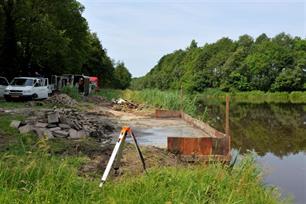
[78,144,179,179]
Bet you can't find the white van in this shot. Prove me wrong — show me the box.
[4,77,50,101]
[0,77,9,98]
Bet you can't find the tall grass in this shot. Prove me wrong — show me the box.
[0,152,285,204]
[121,89,207,118]
[60,86,81,101]
[96,88,123,101]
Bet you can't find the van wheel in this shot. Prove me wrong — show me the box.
[32,94,38,100]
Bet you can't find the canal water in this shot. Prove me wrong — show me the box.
[199,102,306,204]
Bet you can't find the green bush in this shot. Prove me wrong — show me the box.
[96,89,123,101]
[60,86,81,101]
[289,91,306,103]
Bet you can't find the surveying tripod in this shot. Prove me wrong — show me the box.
[99,127,146,187]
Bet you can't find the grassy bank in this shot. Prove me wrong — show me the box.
[0,113,286,203]
[197,89,306,104]
[97,89,206,119]
[97,89,306,110]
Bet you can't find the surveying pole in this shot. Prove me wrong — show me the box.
[99,127,146,188]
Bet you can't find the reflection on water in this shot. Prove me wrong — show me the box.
[198,102,306,203]
[257,152,306,203]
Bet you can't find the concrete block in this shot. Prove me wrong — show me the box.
[53,130,69,138]
[48,112,60,124]
[59,124,71,129]
[48,127,61,132]
[47,124,57,128]
[19,124,33,134]
[10,120,21,129]
[69,129,86,139]
[68,129,78,139]
[33,128,44,138]
[35,122,48,128]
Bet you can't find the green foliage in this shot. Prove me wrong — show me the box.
[271,67,304,91]
[132,33,306,93]
[289,91,306,103]
[122,89,206,119]
[82,33,115,87]
[60,86,81,101]
[96,88,123,101]
[0,0,117,86]
[113,62,132,89]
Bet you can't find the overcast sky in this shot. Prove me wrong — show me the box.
[78,0,305,77]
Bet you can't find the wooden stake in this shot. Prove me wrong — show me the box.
[225,95,230,155]
[180,85,183,112]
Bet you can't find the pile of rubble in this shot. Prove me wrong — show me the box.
[45,94,77,107]
[112,98,143,112]
[10,108,115,141]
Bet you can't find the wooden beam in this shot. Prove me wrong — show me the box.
[225,95,230,155]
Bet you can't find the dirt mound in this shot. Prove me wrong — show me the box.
[46,94,77,107]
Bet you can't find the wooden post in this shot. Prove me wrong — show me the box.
[225,95,230,155]
[180,85,183,112]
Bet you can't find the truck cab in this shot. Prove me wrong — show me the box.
[4,77,49,101]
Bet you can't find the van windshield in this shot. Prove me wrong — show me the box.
[10,78,34,86]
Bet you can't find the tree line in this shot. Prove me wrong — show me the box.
[131,33,306,92]
[0,0,131,89]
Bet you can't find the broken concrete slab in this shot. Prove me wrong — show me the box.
[68,129,78,139]
[19,124,33,134]
[47,124,57,128]
[10,120,21,129]
[53,130,69,138]
[33,128,45,138]
[35,122,48,128]
[48,111,60,124]
[69,129,86,139]
[48,127,61,132]
[59,124,71,129]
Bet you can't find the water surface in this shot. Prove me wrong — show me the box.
[199,102,306,203]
